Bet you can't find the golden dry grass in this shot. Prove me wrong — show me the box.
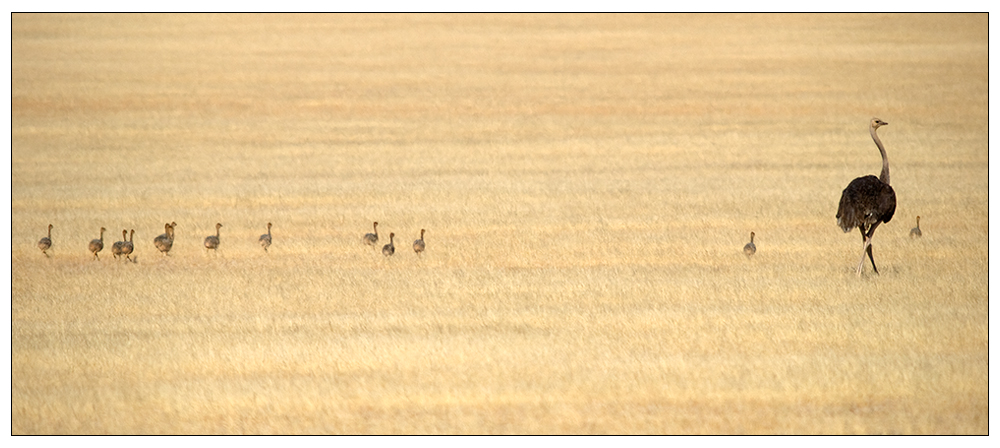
[10,13,988,434]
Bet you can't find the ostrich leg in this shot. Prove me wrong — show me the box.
[855,222,882,275]
[855,226,869,275]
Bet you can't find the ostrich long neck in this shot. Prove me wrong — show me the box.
[872,126,890,185]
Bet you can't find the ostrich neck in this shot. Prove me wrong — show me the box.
[872,126,890,185]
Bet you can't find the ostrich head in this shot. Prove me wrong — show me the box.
[870,118,888,129]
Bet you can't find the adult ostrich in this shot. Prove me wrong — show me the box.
[836,118,896,275]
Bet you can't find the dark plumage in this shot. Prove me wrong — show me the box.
[363,221,379,248]
[910,216,922,239]
[382,232,395,256]
[89,227,106,261]
[38,224,53,257]
[204,223,222,252]
[153,222,175,255]
[836,118,896,275]
[259,222,272,252]
[413,229,426,254]
[112,229,128,260]
[743,232,756,258]
[123,229,135,262]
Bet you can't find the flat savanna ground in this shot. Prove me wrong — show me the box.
[10,14,988,434]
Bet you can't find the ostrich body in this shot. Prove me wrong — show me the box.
[112,229,128,259]
[836,118,896,275]
[382,232,395,256]
[363,221,379,248]
[123,229,135,261]
[259,222,272,252]
[413,229,426,254]
[153,222,175,255]
[89,227,106,260]
[204,223,222,251]
[743,232,756,258]
[38,224,53,257]
[910,216,922,238]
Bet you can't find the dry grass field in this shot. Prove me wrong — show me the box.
[10,14,988,434]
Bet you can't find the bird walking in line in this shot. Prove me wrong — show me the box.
[259,222,272,252]
[112,229,128,260]
[836,118,897,275]
[123,229,135,262]
[154,222,176,255]
[38,224,53,257]
[204,223,222,252]
[363,221,379,248]
[382,232,395,256]
[89,227,107,260]
[910,216,922,239]
[743,232,756,258]
[413,229,426,255]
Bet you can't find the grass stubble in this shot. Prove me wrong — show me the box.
[10,14,987,434]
